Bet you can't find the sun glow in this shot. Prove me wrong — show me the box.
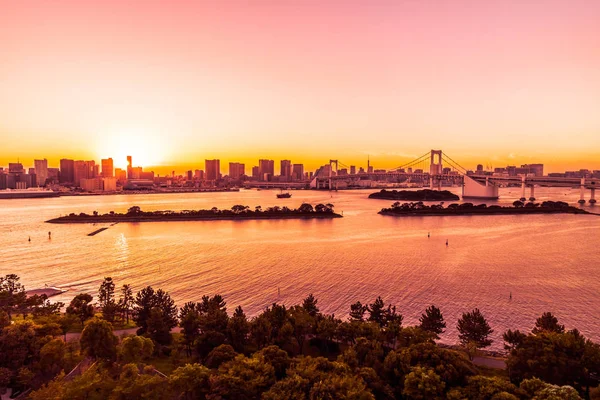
[95,129,172,170]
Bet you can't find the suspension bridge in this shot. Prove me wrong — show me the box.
[311,150,598,203]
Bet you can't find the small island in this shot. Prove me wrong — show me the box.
[379,200,594,217]
[369,189,460,201]
[46,203,342,223]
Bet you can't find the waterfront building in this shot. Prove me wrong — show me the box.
[205,159,221,181]
[258,159,274,181]
[251,166,259,179]
[292,164,304,181]
[280,160,292,179]
[229,162,245,180]
[34,159,48,186]
[115,168,127,183]
[59,159,75,184]
[74,160,96,187]
[350,166,356,175]
[101,158,114,177]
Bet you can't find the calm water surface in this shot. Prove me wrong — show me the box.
[1,187,599,350]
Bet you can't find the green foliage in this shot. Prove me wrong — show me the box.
[39,338,66,374]
[309,373,375,400]
[80,318,118,361]
[451,375,521,400]
[419,305,446,338]
[350,301,367,322]
[502,329,526,351]
[205,344,238,369]
[210,353,276,399]
[169,363,211,399]
[532,312,565,334]
[227,305,250,353]
[457,308,493,350]
[110,363,170,400]
[302,293,320,317]
[402,366,445,400]
[0,274,28,319]
[66,293,94,326]
[120,335,154,364]
[98,277,117,322]
[133,286,178,344]
[506,330,599,392]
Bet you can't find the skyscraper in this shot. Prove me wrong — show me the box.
[258,159,274,181]
[205,159,221,181]
[59,159,75,184]
[101,158,114,177]
[280,160,292,179]
[292,164,304,181]
[126,156,133,179]
[34,159,48,186]
[74,160,96,187]
[229,162,245,180]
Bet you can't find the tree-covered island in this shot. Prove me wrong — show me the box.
[379,200,594,217]
[369,189,460,201]
[46,203,342,224]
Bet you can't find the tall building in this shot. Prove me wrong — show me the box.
[280,160,292,179]
[292,164,304,181]
[205,159,221,181]
[101,158,114,177]
[34,159,48,186]
[127,155,133,179]
[258,159,274,181]
[8,163,24,174]
[252,166,259,179]
[350,166,356,175]
[74,160,96,187]
[115,168,127,183]
[229,162,245,180]
[59,159,75,184]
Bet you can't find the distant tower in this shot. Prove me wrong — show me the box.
[430,150,443,175]
[126,156,133,179]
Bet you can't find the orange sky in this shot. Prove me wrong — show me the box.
[1,0,599,173]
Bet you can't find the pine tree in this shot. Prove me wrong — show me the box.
[457,308,493,350]
[419,305,446,338]
[302,294,319,317]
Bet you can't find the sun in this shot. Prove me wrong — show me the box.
[95,129,171,170]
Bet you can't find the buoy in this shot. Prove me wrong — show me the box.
[510,292,512,300]
[28,236,31,242]
[445,239,448,246]
[428,232,430,238]
[48,231,52,239]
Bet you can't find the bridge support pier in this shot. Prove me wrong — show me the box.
[529,186,535,201]
[579,178,586,204]
[590,189,596,204]
[520,176,526,202]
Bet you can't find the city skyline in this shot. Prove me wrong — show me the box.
[1,1,599,172]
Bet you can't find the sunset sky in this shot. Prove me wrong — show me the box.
[1,0,599,173]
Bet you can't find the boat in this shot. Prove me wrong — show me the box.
[277,191,292,198]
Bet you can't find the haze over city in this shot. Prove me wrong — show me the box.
[1,0,599,173]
